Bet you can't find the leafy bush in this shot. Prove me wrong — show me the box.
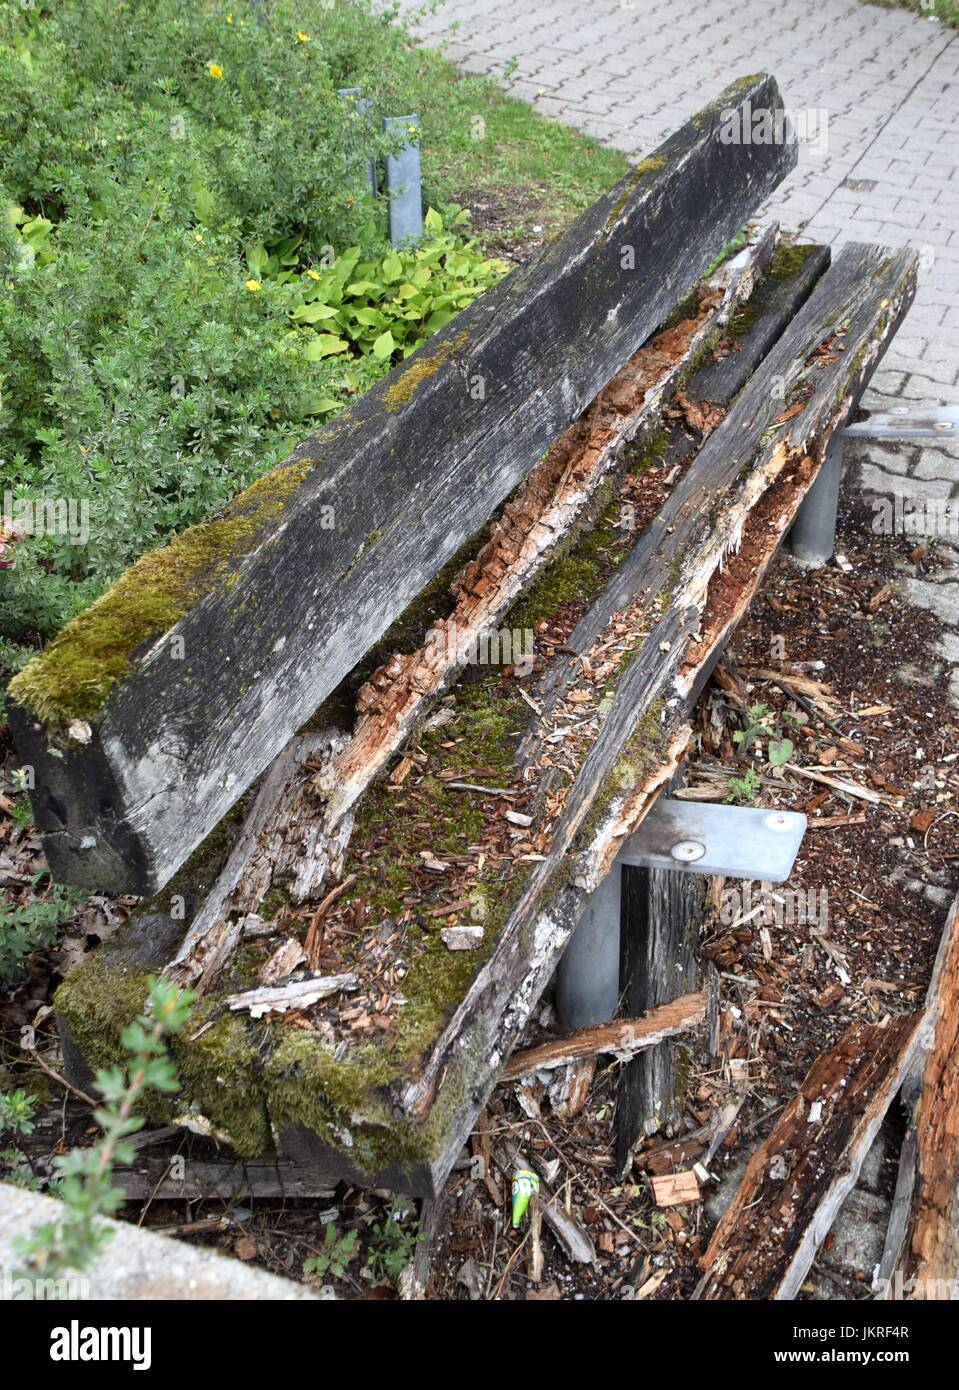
[283,206,506,414]
[0,1,507,673]
[0,878,81,982]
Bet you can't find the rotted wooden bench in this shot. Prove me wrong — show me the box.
[8,74,918,1205]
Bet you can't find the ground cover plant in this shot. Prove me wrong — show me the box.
[0,0,625,679]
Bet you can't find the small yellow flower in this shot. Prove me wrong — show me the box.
[296,32,310,43]
[226,13,233,22]
[306,269,322,281]
[208,63,223,80]
[194,232,204,242]
[244,279,262,292]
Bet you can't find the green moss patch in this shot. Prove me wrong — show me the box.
[55,953,151,1076]
[726,241,820,341]
[172,1006,269,1156]
[8,459,312,731]
[768,241,818,281]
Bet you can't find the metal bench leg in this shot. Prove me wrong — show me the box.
[789,433,844,565]
[555,866,622,1027]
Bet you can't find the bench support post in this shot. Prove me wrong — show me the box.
[617,865,703,1172]
[554,798,809,1162]
[789,406,959,567]
[789,432,844,565]
[555,867,622,1028]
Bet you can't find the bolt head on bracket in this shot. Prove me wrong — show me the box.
[619,798,807,883]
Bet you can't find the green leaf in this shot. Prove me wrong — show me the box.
[193,187,216,227]
[372,330,395,360]
[246,243,272,277]
[303,334,350,360]
[21,217,52,245]
[381,253,403,283]
[767,738,794,768]
[424,207,443,235]
[423,309,456,334]
[291,303,340,324]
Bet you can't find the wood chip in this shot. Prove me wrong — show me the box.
[649,1172,700,1207]
[224,974,358,1018]
[441,925,485,951]
[257,936,307,986]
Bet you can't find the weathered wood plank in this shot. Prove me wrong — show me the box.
[165,730,347,992]
[616,866,704,1175]
[165,730,351,991]
[500,991,706,1080]
[694,1016,924,1300]
[684,243,830,405]
[9,75,796,896]
[877,893,959,1299]
[110,1156,339,1202]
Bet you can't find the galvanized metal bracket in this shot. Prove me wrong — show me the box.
[618,797,807,884]
[844,404,959,440]
[790,405,958,565]
[555,799,808,1026]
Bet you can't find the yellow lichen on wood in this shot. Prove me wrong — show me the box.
[383,330,469,411]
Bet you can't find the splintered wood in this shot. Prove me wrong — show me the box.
[695,1015,924,1300]
[317,287,736,833]
[879,894,959,1298]
[500,993,706,1080]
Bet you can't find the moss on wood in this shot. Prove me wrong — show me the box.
[8,460,313,732]
[383,330,469,412]
[172,1005,270,1155]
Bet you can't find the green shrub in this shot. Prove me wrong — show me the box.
[0,878,82,982]
[0,1,508,672]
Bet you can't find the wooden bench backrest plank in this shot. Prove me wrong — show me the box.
[8,74,796,896]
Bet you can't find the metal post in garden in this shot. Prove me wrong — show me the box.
[789,406,959,566]
[383,114,423,247]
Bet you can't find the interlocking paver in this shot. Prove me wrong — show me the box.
[397,0,957,400]
[397,0,959,662]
